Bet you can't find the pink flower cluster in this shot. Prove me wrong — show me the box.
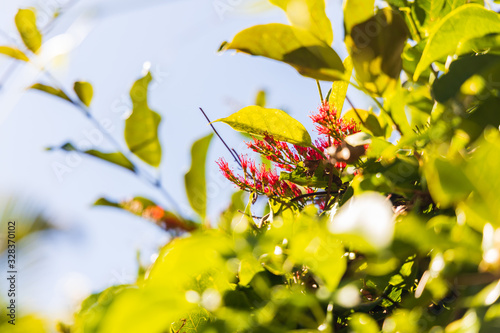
[310,102,359,144]
[216,102,361,202]
[217,156,302,198]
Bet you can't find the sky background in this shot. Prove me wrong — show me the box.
[0,0,372,326]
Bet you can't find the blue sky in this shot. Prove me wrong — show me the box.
[0,0,372,324]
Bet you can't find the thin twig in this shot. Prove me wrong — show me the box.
[345,95,368,129]
[290,191,329,202]
[199,107,243,169]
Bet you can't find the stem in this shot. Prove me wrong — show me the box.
[349,80,403,135]
[402,8,422,42]
[316,80,324,103]
[199,107,243,169]
[345,95,368,129]
[291,191,329,202]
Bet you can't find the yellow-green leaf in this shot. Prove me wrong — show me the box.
[329,56,352,117]
[424,157,475,208]
[222,23,344,81]
[215,105,312,146]
[125,72,162,167]
[0,46,29,61]
[346,8,408,95]
[184,133,213,221]
[15,9,42,53]
[74,81,93,107]
[30,83,72,103]
[269,0,333,45]
[343,0,375,33]
[349,313,379,333]
[414,5,500,80]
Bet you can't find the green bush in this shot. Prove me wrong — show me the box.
[3,1,500,332]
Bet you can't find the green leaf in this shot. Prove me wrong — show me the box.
[51,142,136,173]
[86,150,135,172]
[343,0,375,33]
[411,0,448,37]
[456,33,500,56]
[349,313,379,333]
[94,196,196,231]
[72,285,135,333]
[432,54,500,103]
[238,256,264,286]
[125,72,162,167]
[269,0,333,45]
[215,105,312,146]
[29,83,72,103]
[15,9,42,53]
[346,8,408,95]
[384,86,414,136]
[184,133,213,221]
[288,220,346,291]
[329,56,353,117]
[171,307,212,333]
[464,130,500,226]
[74,81,94,107]
[0,46,29,61]
[343,109,385,137]
[424,157,475,208]
[402,40,433,82]
[221,23,344,81]
[414,5,500,80]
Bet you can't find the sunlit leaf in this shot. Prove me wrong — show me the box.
[171,307,212,333]
[238,256,264,286]
[411,0,448,37]
[346,8,408,95]
[343,0,375,33]
[221,23,344,81]
[30,83,72,103]
[343,109,385,137]
[184,133,213,221]
[15,9,42,53]
[384,86,413,136]
[349,313,379,333]
[147,232,234,292]
[215,105,312,146]
[424,157,475,208]
[0,46,29,61]
[72,285,134,333]
[74,81,94,107]
[402,40,433,82]
[125,72,162,167]
[269,0,333,45]
[414,5,500,80]
[96,287,189,333]
[456,33,500,55]
[289,219,346,291]
[329,56,352,117]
